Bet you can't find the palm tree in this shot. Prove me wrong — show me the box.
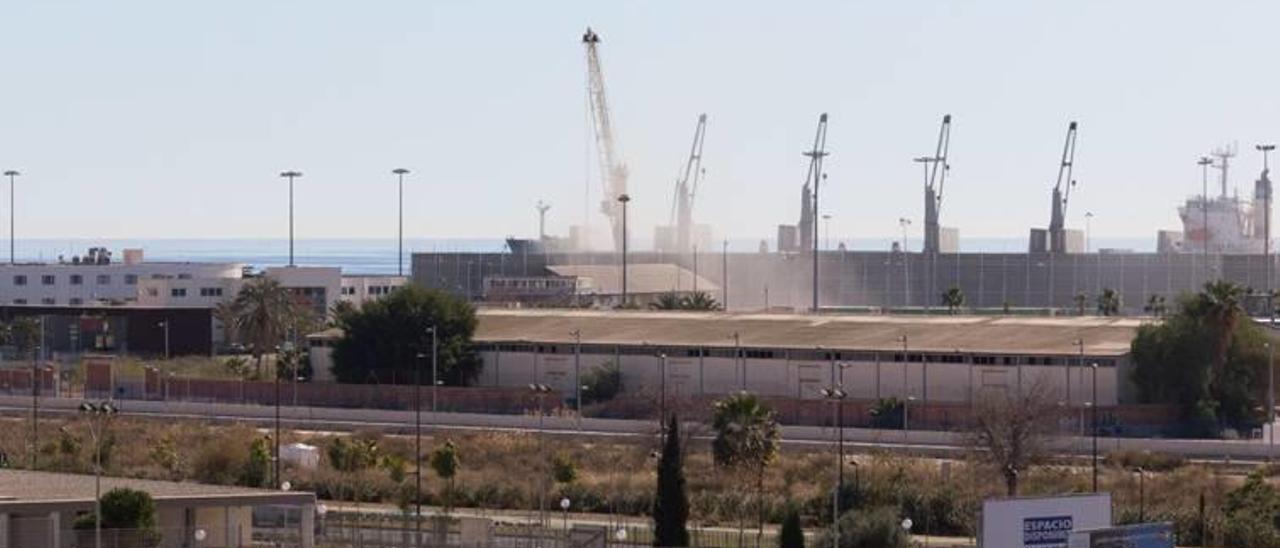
[1074,293,1088,316]
[1096,288,1121,316]
[650,292,684,310]
[1198,280,1246,380]
[682,291,722,311]
[232,278,298,376]
[1143,294,1168,318]
[711,392,780,546]
[213,301,240,352]
[941,286,965,314]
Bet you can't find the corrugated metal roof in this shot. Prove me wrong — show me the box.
[475,310,1139,356]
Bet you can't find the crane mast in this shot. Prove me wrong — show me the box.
[583,28,629,251]
[804,113,830,312]
[1048,121,1079,253]
[922,114,952,254]
[670,113,708,255]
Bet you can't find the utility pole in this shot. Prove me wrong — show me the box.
[899,218,912,306]
[4,170,19,265]
[722,240,729,310]
[279,171,303,267]
[805,113,830,313]
[394,168,410,277]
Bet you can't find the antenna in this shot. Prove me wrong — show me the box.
[1211,143,1238,199]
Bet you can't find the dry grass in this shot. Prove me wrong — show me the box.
[0,415,1248,537]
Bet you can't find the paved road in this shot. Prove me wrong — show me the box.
[0,394,1275,462]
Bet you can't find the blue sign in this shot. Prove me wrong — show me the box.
[1024,516,1074,546]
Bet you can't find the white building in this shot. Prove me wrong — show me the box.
[0,248,242,307]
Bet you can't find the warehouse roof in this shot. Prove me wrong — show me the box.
[0,469,313,511]
[474,310,1140,356]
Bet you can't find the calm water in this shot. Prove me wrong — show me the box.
[9,236,1158,275]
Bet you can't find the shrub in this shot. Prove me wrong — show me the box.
[581,361,623,405]
[1104,450,1185,472]
[817,506,909,548]
[869,398,904,430]
[192,439,248,485]
[73,488,157,532]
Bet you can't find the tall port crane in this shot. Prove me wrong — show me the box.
[669,114,708,255]
[1047,121,1079,253]
[804,113,830,312]
[921,114,952,254]
[583,28,629,251]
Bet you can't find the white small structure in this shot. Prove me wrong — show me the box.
[280,443,320,469]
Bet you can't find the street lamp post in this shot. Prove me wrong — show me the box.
[279,171,303,267]
[618,194,631,307]
[722,239,729,310]
[428,327,439,414]
[394,168,411,277]
[4,170,18,265]
[158,320,170,360]
[1091,362,1099,492]
[905,396,916,431]
[1134,467,1146,522]
[529,383,553,530]
[731,332,743,390]
[80,401,118,548]
[658,353,668,430]
[572,330,582,428]
[1269,341,1276,463]
[414,351,426,548]
[820,384,847,547]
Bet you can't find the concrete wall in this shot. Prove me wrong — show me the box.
[476,348,1122,405]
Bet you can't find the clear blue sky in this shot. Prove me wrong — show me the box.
[2,1,1277,246]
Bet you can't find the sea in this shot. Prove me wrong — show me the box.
[10,236,1158,276]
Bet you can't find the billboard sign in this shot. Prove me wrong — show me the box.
[981,493,1112,548]
[1067,522,1175,548]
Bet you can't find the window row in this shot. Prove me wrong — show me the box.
[13,274,138,286]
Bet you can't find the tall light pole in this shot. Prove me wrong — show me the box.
[4,170,18,265]
[1134,467,1146,522]
[1090,362,1099,492]
[820,384,847,547]
[1198,157,1213,269]
[280,171,303,267]
[414,351,425,548]
[898,334,909,429]
[428,326,438,413]
[80,400,118,548]
[393,168,410,277]
[899,218,912,307]
[572,329,582,427]
[618,194,631,307]
[1268,341,1275,463]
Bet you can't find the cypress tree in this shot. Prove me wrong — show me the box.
[653,415,690,547]
[778,505,804,548]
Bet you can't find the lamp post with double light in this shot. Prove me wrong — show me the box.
[820,384,847,546]
[279,171,303,267]
[80,401,118,548]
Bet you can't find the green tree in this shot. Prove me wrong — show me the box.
[712,392,780,545]
[330,286,481,385]
[1131,282,1266,435]
[1144,294,1168,318]
[778,505,804,548]
[580,360,623,405]
[232,278,298,376]
[96,487,157,530]
[430,440,460,513]
[1096,288,1121,316]
[551,452,577,491]
[243,436,271,488]
[327,436,381,472]
[1074,292,1088,316]
[213,301,240,351]
[941,286,964,314]
[653,416,689,547]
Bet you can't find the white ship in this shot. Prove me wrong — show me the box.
[1161,146,1272,254]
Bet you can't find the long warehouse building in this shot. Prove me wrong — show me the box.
[314,310,1139,406]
